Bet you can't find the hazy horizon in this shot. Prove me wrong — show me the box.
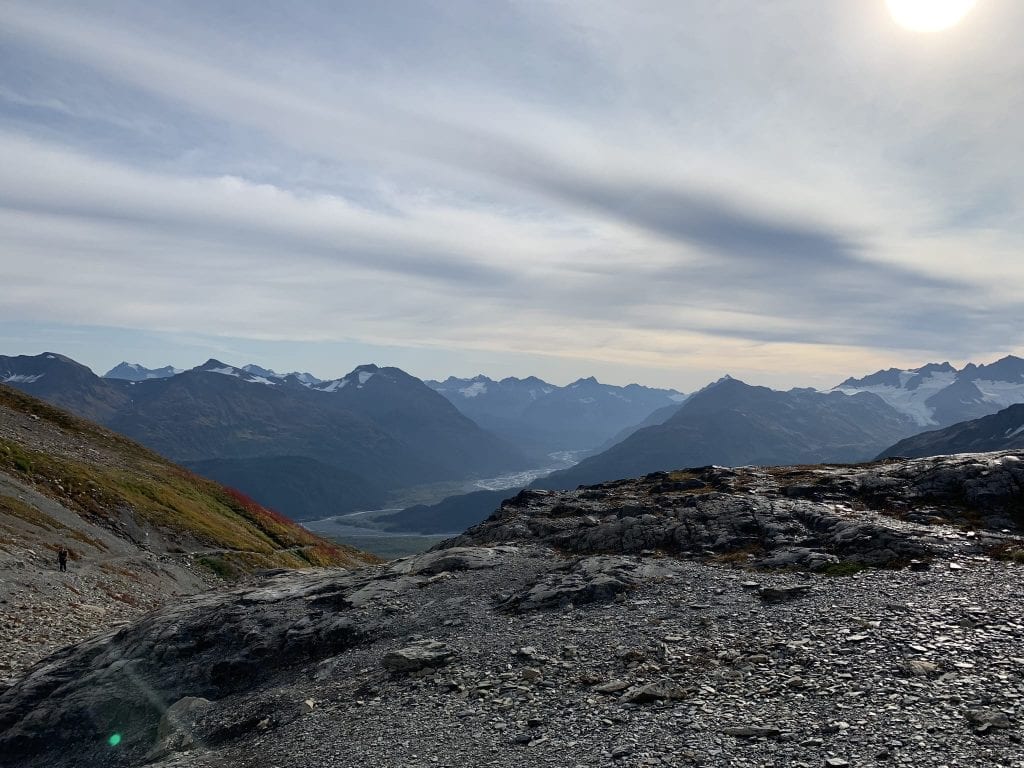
[4,343,1017,394]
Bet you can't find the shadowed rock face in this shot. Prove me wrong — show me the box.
[0,548,516,767]
[879,403,1024,459]
[1,453,1023,768]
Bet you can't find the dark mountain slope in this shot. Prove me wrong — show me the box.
[1,353,132,422]
[184,455,386,521]
[879,403,1024,459]
[381,488,514,534]
[534,377,918,490]
[315,365,526,478]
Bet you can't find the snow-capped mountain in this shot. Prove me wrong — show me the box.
[0,353,528,519]
[429,374,556,404]
[311,364,388,393]
[833,356,1024,427]
[241,364,322,386]
[193,359,286,386]
[104,362,182,381]
[427,374,686,458]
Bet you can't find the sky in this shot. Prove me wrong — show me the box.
[1,0,1022,391]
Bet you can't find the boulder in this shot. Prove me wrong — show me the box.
[382,640,456,674]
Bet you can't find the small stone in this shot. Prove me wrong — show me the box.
[966,709,1011,730]
[621,680,688,704]
[906,660,939,677]
[758,585,812,602]
[516,646,544,662]
[593,679,631,694]
[722,725,781,739]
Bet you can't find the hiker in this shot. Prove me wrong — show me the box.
[58,546,68,572]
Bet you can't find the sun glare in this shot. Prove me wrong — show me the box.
[886,0,977,32]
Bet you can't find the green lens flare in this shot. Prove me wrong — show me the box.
[108,733,122,747]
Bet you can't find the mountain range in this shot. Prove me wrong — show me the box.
[104,362,183,381]
[104,361,323,385]
[426,374,686,460]
[0,354,529,520]
[530,375,920,490]
[6,351,1024,535]
[833,355,1024,427]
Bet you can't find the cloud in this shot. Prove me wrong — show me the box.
[1,0,1023,388]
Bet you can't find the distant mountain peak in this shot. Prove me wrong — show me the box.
[240,363,322,386]
[104,362,182,382]
[918,361,956,373]
[694,374,744,393]
[313,363,393,393]
[196,358,230,371]
[242,363,277,378]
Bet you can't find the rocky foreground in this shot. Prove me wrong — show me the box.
[2,453,1024,767]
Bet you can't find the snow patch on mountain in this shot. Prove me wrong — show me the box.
[104,362,183,381]
[200,363,279,387]
[316,379,348,393]
[241,364,322,386]
[833,369,956,426]
[1,374,44,384]
[833,357,1024,428]
[973,379,1024,409]
[459,381,488,398]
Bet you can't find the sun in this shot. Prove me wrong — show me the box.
[886,0,977,32]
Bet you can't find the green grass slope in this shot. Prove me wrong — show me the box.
[0,383,374,574]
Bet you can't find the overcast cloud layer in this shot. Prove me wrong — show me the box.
[1,0,1022,389]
